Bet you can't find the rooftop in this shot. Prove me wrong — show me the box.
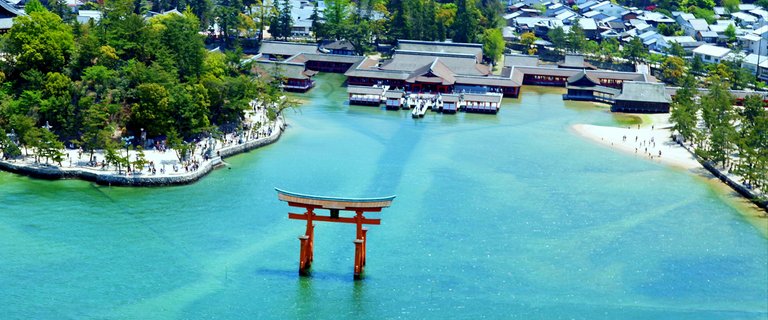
[693,44,732,58]
[614,81,671,104]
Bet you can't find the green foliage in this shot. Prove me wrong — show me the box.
[691,7,715,24]
[622,37,646,63]
[452,0,481,43]
[519,31,537,55]
[269,0,293,40]
[482,29,505,63]
[4,10,75,76]
[567,18,586,53]
[667,41,686,57]
[600,38,620,61]
[24,0,46,14]
[724,24,737,44]
[723,0,740,13]
[662,56,686,85]
[547,26,567,53]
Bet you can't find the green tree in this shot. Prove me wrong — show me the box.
[323,0,350,40]
[151,9,206,80]
[24,0,46,14]
[567,18,586,53]
[723,0,740,13]
[733,94,768,188]
[724,24,737,44]
[482,28,505,63]
[452,0,480,43]
[547,26,567,53]
[667,41,686,57]
[661,56,686,85]
[599,37,620,61]
[622,37,647,63]
[130,83,173,136]
[310,3,323,40]
[670,74,699,144]
[4,10,75,76]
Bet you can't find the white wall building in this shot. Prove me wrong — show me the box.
[693,44,732,64]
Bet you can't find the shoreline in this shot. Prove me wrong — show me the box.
[571,114,768,229]
[0,117,285,187]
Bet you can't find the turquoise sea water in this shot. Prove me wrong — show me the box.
[0,74,766,319]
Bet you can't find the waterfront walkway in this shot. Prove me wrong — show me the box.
[0,101,285,186]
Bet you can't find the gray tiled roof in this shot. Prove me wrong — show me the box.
[397,39,483,60]
[614,81,671,103]
[259,41,318,57]
[347,85,386,95]
[252,61,314,80]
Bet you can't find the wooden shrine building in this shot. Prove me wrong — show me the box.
[612,82,672,113]
[276,188,396,280]
[562,71,620,103]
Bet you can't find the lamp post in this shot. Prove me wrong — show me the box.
[122,135,134,172]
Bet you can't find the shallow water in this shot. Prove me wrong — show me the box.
[0,74,766,319]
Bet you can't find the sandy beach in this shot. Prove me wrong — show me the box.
[571,114,701,171]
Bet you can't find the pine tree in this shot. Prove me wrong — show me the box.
[452,0,479,43]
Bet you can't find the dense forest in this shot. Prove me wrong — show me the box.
[0,0,284,163]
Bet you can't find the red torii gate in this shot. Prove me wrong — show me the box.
[276,188,395,280]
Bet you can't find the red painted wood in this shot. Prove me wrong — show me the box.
[288,213,381,225]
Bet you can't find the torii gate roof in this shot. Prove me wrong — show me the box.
[276,188,396,210]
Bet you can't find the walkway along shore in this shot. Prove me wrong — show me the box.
[572,115,768,213]
[0,116,286,187]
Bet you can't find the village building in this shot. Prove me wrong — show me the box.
[693,44,732,64]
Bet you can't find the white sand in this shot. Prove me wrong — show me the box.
[571,114,701,171]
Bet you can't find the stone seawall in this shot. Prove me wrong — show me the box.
[678,140,768,211]
[0,118,285,187]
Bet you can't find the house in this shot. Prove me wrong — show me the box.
[577,18,599,39]
[584,10,608,21]
[621,10,639,22]
[76,10,101,24]
[502,26,516,41]
[578,1,600,14]
[731,11,758,28]
[738,53,768,74]
[588,1,628,19]
[692,44,732,64]
[749,8,768,24]
[695,30,718,43]
[654,36,700,53]
[682,19,710,37]
[713,7,728,18]
[674,12,696,25]
[637,11,675,26]
[638,30,663,49]
[739,32,768,56]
